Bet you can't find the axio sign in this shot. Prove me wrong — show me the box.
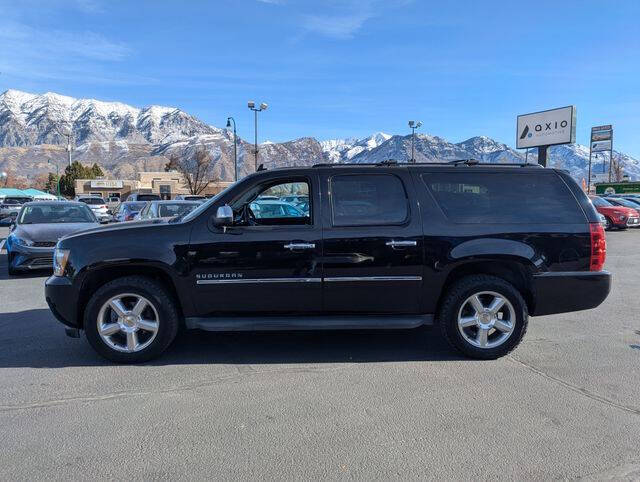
[516,106,576,149]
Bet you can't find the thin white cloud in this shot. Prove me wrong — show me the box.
[74,0,104,13]
[302,10,373,40]
[0,21,130,62]
[299,0,410,40]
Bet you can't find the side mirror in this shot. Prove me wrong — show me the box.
[213,204,234,227]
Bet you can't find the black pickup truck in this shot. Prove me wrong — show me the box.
[45,162,611,362]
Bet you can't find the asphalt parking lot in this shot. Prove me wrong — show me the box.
[0,227,639,480]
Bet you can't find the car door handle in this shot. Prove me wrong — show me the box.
[385,240,417,248]
[284,243,316,250]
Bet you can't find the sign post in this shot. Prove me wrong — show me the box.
[588,125,613,192]
[516,106,576,167]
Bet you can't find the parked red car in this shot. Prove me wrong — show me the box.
[589,195,640,230]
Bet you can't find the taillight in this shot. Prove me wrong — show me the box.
[589,222,606,272]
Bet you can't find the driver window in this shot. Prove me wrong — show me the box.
[248,181,311,226]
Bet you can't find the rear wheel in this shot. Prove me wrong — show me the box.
[438,275,528,359]
[84,276,179,363]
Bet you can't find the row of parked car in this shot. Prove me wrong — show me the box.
[2,192,311,275]
[589,194,640,230]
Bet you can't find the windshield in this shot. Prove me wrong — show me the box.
[158,203,199,217]
[80,198,105,205]
[123,202,147,212]
[136,194,161,201]
[18,204,97,224]
[591,197,612,207]
[3,197,31,204]
[609,198,640,209]
[180,182,238,223]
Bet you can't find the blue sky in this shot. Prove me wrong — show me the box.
[1,0,639,157]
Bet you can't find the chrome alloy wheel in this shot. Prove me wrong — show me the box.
[457,291,516,349]
[96,293,159,353]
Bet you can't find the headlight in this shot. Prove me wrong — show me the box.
[53,248,70,277]
[11,235,33,247]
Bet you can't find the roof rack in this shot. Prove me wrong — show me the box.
[449,158,480,166]
[311,160,543,168]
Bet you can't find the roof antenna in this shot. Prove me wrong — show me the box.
[257,163,267,171]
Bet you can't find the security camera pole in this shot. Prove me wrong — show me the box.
[247,101,268,172]
[408,120,422,163]
[226,117,238,181]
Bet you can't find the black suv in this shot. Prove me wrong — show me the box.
[45,163,611,362]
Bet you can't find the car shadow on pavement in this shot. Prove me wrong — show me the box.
[0,309,466,368]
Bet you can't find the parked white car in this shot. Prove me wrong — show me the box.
[75,196,112,223]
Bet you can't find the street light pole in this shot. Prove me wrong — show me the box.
[226,117,238,181]
[248,101,268,171]
[408,120,422,163]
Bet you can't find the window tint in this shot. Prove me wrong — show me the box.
[245,181,311,225]
[331,174,408,226]
[423,172,585,224]
[80,197,105,205]
[158,203,199,217]
[136,194,161,201]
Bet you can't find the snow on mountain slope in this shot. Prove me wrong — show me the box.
[320,132,391,162]
[1,89,639,184]
[0,89,214,147]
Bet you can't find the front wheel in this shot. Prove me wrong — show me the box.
[7,251,18,276]
[84,276,180,363]
[438,275,528,359]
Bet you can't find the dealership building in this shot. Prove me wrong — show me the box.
[74,171,232,200]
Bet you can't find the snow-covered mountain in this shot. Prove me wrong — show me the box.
[321,132,391,162]
[0,89,217,147]
[1,89,639,184]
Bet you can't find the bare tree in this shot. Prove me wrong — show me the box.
[166,146,218,195]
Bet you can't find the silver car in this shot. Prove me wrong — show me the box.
[75,196,111,223]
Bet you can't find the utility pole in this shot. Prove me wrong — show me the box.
[408,120,422,163]
[247,101,268,171]
[226,117,238,181]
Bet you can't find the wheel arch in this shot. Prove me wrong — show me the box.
[77,264,183,328]
[436,258,535,317]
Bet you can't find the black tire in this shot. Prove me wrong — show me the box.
[604,217,612,230]
[84,276,180,363]
[7,252,18,276]
[438,275,528,360]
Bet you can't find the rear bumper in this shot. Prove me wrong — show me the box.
[531,270,611,316]
[45,275,80,328]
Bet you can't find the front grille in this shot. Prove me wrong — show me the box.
[627,217,639,226]
[32,241,56,247]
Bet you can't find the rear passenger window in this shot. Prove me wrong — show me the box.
[331,174,408,226]
[423,172,584,224]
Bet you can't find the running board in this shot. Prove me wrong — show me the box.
[184,314,433,332]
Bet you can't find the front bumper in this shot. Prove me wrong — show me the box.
[9,245,54,271]
[531,271,611,316]
[45,275,79,328]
